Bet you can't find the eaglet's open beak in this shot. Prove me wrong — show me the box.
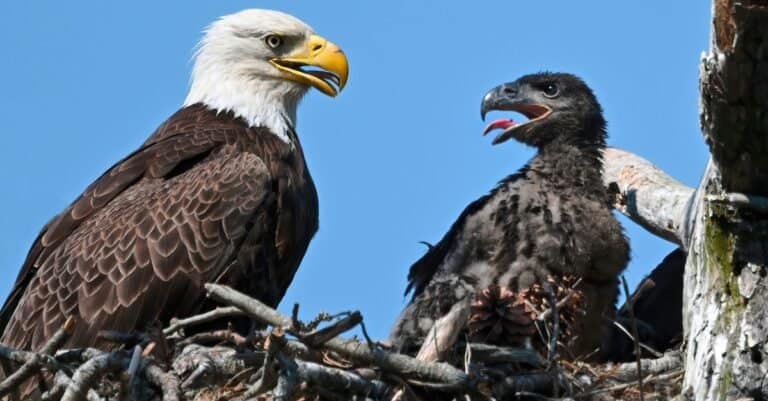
[480,83,552,145]
[270,34,349,97]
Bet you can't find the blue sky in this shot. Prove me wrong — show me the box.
[0,2,710,339]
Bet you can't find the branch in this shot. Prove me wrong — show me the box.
[620,276,644,401]
[610,351,682,382]
[492,372,566,399]
[205,283,473,391]
[466,343,545,367]
[61,352,130,401]
[294,359,389,398]
[302,312,363,347]
[164,306,246,336]
[143,363,181,401]
[602,147,695,246]
[0,316,75,398]
[414,297,471,363]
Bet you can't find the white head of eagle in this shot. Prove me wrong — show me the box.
[184,9,349,143]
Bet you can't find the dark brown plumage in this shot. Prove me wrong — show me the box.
[604,248,685,361]
[391,73,630,358]
[0,104,318,351]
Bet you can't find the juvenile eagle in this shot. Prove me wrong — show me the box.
[0,9,348,352]
[391,73,629,357]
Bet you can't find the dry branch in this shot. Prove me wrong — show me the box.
[602,147,695,246]
[205,283,472,390]
[0,316,75,398]
[466,343,545,367]
[61,351,130,401]
[143,363,181,401]
[293,359,389,398]
[302,312,363,347]
[0,283,686,400]
[609,351,682,382]
[164,306,246,336]
[414,297,471,363]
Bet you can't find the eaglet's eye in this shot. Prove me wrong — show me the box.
[543,83,560,98]
[264,34,283,49]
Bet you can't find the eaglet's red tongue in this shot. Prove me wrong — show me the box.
[483,119,517,136]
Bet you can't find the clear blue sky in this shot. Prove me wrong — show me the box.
[0,2,710,340]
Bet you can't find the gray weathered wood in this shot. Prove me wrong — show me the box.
[602,147,695,247]
[682,1,768,399]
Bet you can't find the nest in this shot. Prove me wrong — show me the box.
[0,283,684,401]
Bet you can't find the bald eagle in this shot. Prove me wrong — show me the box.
[391,73,629,358]
[0,9,348,352]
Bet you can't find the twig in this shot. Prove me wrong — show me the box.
[173,344,245,390]
[273,353,300,401]
[610,350,682,382]
[61,351,130,401]
[574,369,683,398]
[143,363,181,401]
[0,316,75,398]
[707,192,768,213]
[41,371,71,401]
[0,359,18,401]
[177,329,248,347]
[543,283,560,366]
[291,304,301,332]
[493,372,565,399]
[295,359,389,398]
[206,284,292,327]
[163,306,246,335]
[127,345,143,386]
[621,276,644,401]
[610,320,663,358]
[359,319,376,349]
[205,283,472,390]
[465,343,545,367]
[617,279,655,316]
[0,344,72,373]
[302,312,363,347]
[537,278,582,322]
[97,330,149,346]
[239,329,284,400]
[415,298,471,363]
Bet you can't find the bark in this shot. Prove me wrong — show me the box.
[602,147,695,247]
[599,4,768,398]
[681,1,768,399]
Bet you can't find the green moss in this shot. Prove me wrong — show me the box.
[705,203,739,401]
[719,369,732,401]
[705,204,740,305]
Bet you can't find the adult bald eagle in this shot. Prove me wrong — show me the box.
[0,9,348,352]
[391,73,629,358]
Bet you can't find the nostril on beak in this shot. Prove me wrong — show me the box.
[312,43,323,52]
[503,86,517,96]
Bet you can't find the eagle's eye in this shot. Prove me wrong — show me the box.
[543,83,560,98]
[264,34,283,49]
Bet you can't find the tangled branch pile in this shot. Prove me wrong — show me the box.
[0,284,682,401]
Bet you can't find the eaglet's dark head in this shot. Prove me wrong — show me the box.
[481,72,606,148]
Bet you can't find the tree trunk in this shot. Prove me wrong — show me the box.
[601,2,768,399]
[682,1,768,399]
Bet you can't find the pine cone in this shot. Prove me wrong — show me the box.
[521,274,586,344]
[468,285,537,346]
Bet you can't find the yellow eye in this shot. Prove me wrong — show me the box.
[265,34,283,49]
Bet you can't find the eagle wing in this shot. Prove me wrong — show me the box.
[0,126,275,350]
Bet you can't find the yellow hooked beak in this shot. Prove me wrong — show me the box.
[270,34,349,97]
